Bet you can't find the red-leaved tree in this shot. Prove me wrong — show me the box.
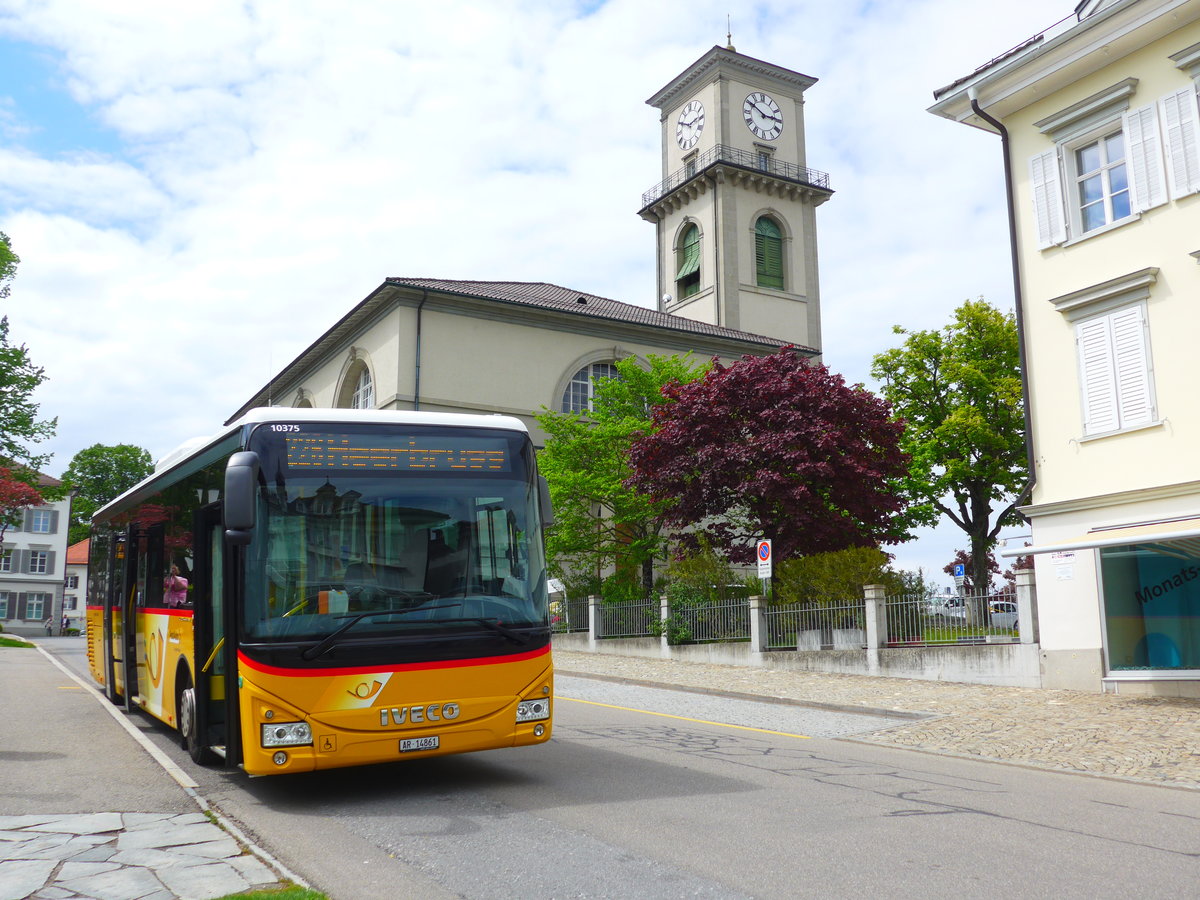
[627,348,909,565]
[0,466,45,546]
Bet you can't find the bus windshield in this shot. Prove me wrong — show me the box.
[240,425,549,649]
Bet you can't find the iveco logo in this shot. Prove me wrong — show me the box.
[380,703,461,726]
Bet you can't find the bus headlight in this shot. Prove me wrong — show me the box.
[261,721,313,747]
[516,698,551,722]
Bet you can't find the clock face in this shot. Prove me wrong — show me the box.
[743,92,783,141]
[676,99,705,150]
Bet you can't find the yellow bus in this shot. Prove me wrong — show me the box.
[86,409,554,776]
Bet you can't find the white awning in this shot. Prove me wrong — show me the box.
[1000,516,1200,556]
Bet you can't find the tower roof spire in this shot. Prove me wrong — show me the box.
[726,14,735,51]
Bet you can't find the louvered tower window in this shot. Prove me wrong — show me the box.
[755,217,784,289]
[675,225,700,298]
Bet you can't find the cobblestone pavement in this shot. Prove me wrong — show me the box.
[554,650,1200,790]
[0,812,285,900]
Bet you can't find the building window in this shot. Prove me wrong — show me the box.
[755,217,784,289]
[29,551,49,575]
[26,592,49,620]
[351,365,374,409]
[757,150,772,171]
[63,596,78,610]
[66,574,79,590]
[675,224,700,299]
[1027,82,1200,248]
[0,550,11,573]
[560,362,618,414]
[29,509,53,533]
[0,592,9,618]
[1074,131,1130,233]
[684,152,698,178]
[1076,304,1155,436]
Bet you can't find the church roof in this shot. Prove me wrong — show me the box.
[384,278,795,348]
[229,277,806,423]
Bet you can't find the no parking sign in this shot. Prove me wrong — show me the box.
[756,539,772,579]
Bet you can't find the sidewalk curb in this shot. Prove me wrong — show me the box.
[35,643,313,892]
[557,667,935,721]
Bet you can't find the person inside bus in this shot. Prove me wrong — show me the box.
[164,563,189,607]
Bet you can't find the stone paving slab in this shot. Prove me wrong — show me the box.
[555,649,1200,789]
[0,812,287,900]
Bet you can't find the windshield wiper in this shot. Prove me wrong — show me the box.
[300,602,460,661]
[457,617,533,646]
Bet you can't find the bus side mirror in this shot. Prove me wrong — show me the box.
[538,475,555,529]
[224,451,261,546]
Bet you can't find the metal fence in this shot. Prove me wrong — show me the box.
[550,594,590,634]
[671,598,751,644]
[770,599,867,650]
[885,589,1019,646]
[597,599,658,639]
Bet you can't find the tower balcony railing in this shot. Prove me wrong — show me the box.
[640,143,831,208]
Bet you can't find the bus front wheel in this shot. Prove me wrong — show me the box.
[179,678,217,766]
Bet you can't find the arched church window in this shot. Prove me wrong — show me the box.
[561,362,618,414]
[351,365,374,409]
[675,224,701,299]
[755,217,784,290]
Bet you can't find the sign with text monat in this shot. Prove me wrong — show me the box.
[756,539,772,579]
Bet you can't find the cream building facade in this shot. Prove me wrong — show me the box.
[931,0,1200,695]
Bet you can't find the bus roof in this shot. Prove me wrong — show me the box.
[95,408,532,523]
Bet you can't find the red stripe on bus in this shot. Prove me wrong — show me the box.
[84,605,193,616]
[237,643,551,678]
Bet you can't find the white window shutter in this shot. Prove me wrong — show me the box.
[1110,305,1155,427]
[1077,317,1118,435]
[1029,150,1067,248]
[1158,88,1200,198]
[1123,104,1168,211]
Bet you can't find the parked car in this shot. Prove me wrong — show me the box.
[989,600,1018,630]
[930,596,967,622]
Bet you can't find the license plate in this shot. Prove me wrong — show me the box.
[399,735,439,753]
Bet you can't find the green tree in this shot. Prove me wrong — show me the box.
[871,299,1026,592]
[774,546,894,607]
[0,231,17,300]
[534,354,708,600]
[0,234,57,479]
[61,444,154,544]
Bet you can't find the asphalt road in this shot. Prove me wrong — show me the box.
[43,640,1200,900]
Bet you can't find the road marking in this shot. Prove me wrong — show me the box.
[559,696,812,740]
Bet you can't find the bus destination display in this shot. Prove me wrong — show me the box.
[285,433,510,472]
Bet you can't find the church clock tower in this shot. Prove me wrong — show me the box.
[639,45,832,354]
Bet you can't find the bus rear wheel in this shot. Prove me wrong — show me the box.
[179,677,217,766]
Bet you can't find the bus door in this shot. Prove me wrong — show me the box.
[104,530,140,709]
[101,534,126,705]
[189,504,238,766]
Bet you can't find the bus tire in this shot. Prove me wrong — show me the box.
[179,676,217,766]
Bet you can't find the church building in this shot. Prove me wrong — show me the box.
[229,44,833,442]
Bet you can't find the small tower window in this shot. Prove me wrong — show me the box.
[676,224,701,299]
[755,217,784,290]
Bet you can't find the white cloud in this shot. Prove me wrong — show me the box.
[0,0,1061,576]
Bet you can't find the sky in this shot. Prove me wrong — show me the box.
[0,0,1060,584]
